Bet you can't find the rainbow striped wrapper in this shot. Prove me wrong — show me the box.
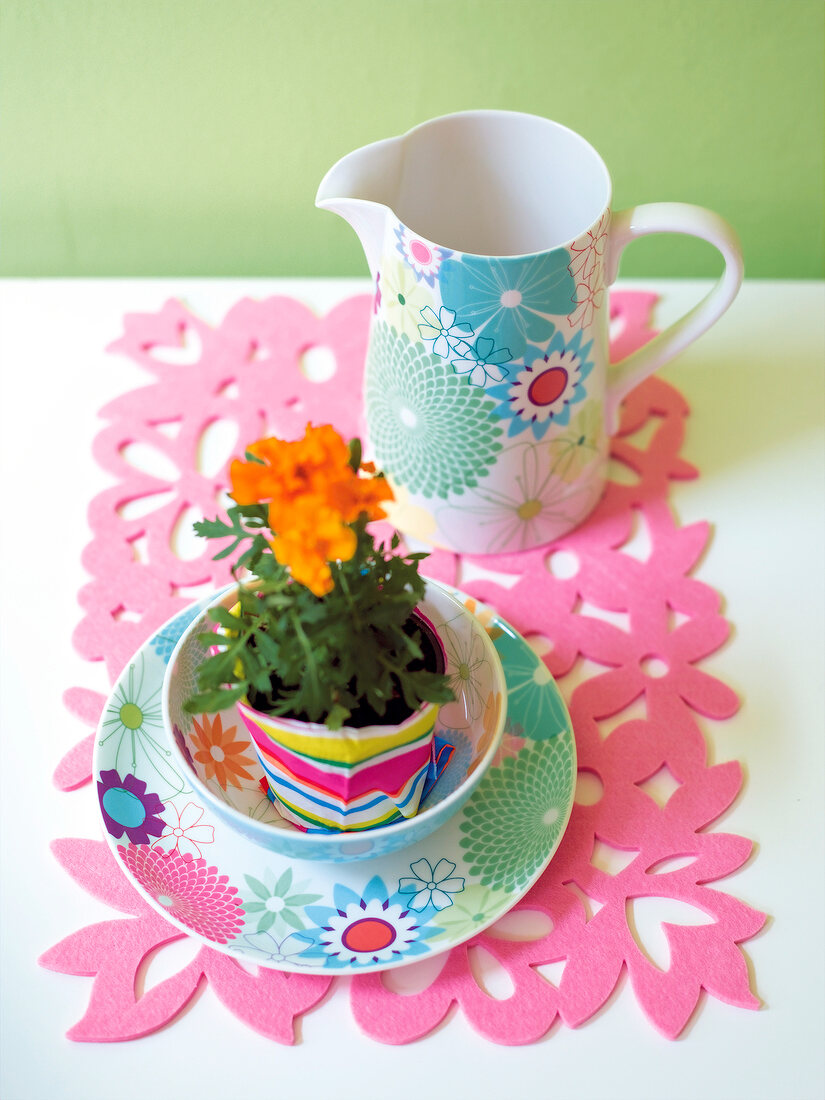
[237,698,440,832]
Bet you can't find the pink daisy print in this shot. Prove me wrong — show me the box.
[151,801,215,860]
[119,844,244,943]
[394,224,452,287]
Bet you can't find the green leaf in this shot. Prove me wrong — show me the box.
[209,606,242,631]
[183,685,246,714]
[252,630,281,663]
[325,703,351,731]
[250,667,275,693]
[211,540,243,561]
[194,516,235,539]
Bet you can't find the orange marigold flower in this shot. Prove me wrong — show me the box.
[271,503,358,597]
[190,713,257,790]
[229,425,395,595]
[328,471,394,524]
[229,455,281,505]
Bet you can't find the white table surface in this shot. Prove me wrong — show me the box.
[1,278,823,1100]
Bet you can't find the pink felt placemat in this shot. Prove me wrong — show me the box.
[42,290,765,1045]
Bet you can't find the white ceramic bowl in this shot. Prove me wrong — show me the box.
[162,579,507,862]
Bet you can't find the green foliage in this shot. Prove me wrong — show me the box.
[184,504,453,729]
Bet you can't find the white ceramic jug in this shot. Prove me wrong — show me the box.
[318,110,742,555]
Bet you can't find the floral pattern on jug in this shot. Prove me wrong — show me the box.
[320,110,744,555]
[367,218,610,552]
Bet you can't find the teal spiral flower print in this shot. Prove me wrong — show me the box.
[365,322,503,499]
[459,740,574,891]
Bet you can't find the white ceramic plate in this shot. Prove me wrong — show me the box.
[94,591,576,974]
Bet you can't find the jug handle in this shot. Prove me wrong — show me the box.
[604,203,744,434]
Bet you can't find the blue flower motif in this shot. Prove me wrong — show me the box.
[418,306,474,359]
[487,329,594,440]
[451,336,512,388]
[300,876,440,968]
[149,604,202,662]
[439,249,575,360]
[398,858,465,912]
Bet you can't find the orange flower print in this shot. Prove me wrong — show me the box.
[190,713,257,790]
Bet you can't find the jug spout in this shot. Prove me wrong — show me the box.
[316,136,402,278]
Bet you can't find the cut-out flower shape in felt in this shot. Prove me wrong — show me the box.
[525,725,767,1037]
[39,839,331,1043]
[73,293,374,686]
[349,707,765,1043]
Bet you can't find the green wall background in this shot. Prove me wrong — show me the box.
[1,0,823,279]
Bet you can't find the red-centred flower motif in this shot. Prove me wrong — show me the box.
[118,844,245,944]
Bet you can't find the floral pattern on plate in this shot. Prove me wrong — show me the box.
[95,589,576,972]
